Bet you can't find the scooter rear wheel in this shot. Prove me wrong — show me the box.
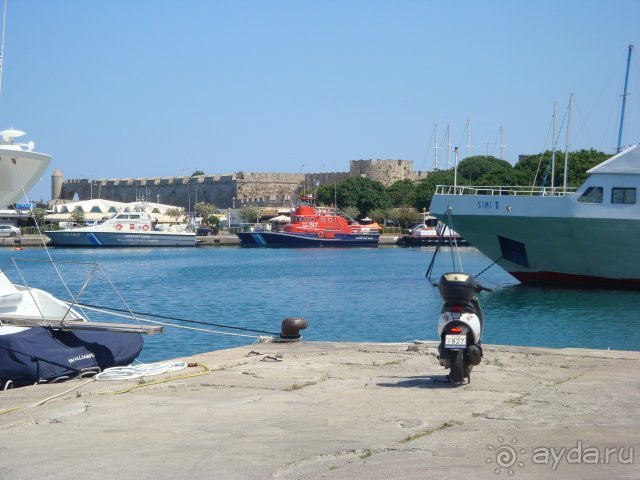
[449,350,465,383]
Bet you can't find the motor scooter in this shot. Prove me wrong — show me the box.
[436,272,491,383]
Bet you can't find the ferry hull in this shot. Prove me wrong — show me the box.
[429,193,640,286]
[237,231,379,248]
[46,231,196,247]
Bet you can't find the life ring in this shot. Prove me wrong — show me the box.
[142,224,150,231]
[115,224,122,231]
[318,231,325,238]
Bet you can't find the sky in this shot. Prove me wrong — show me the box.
[1,0,639,202]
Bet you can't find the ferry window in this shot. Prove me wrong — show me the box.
[130,214,140,219]
[612,187,636,205]
[321,218,325,222]
[577,186,603,203]
[90,206,102,213]
[117,214,129,219]
[328,218,333,222]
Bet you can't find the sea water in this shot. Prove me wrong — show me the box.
[1,246,638,362]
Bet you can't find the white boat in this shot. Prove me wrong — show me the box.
[45,209,196,247]
[0,128,50,208]
[429,144,640,287]
[397,215,467,246]
[0,130,159,387]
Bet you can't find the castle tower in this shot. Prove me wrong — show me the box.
[51,168,63,201]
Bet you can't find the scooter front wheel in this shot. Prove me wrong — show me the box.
[449,350,465,383]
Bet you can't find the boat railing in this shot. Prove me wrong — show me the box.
[434,185,578,196]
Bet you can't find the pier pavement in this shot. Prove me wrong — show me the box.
[1,341,638,479]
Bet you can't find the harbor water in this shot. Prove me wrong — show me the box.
[1,245,638,362]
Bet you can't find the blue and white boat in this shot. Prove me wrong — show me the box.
[237,196,379,247]
[46,210,196,247]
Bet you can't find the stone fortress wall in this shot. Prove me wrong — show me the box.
[57,160,427,209]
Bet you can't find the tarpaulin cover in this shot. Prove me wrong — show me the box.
[0,327,143,387]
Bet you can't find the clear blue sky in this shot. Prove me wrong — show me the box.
[2,0,639,202]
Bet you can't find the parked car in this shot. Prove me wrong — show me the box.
[0,225,21,237]
[196,226,216,236]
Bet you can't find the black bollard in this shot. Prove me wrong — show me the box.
[279,317,308,341]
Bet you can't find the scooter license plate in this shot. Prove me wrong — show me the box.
[445,334,466,348]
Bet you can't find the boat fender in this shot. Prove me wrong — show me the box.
[142,225,149,231]
[115,224,123,231]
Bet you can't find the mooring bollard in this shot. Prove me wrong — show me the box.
[279,317,308,341]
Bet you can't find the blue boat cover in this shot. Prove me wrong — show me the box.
[0,327,143,387]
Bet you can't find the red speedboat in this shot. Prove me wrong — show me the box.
[237,196,379,247]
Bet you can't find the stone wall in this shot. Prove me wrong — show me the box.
[350,159,428,186]
[58,160,427,209]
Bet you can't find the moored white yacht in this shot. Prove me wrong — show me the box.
[0,128,50,207]
[0,130,154,388]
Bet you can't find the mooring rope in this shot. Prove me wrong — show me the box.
[69,302,280,336]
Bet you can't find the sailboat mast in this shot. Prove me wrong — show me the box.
[433,124,439,170]
[446,124,451,169]
[0,0,7,97]
[465,118,473,158]
[551,101,556,191]
[617,44,634,153]
[563,94,573,193]
[499,126,505,160]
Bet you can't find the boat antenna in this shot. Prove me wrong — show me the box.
[499,125,506,161]
[563,93,573,193]
[453,146,459,193]
[0,0,7,96]
[617,44,634,153]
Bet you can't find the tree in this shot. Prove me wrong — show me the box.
[32,207,47,226]
[239,205,261,223]
[368,208,390,225]
[387,179,416,207]
[387,207,422,228]
[165,207,185,223]
[70,208,85,225]
[513,149,608,189]
[195,202,216,222]
[340,206,360,221]
[317,177,391,217]
[208,215,221,234]
[191,170,205,176]
[412,170,454,212]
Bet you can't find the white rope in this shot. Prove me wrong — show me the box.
[94,361,188,381]
[69,302,270,340]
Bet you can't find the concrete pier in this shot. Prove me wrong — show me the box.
[1,341,638,479]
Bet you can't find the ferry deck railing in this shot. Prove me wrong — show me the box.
[434,185,578,196]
